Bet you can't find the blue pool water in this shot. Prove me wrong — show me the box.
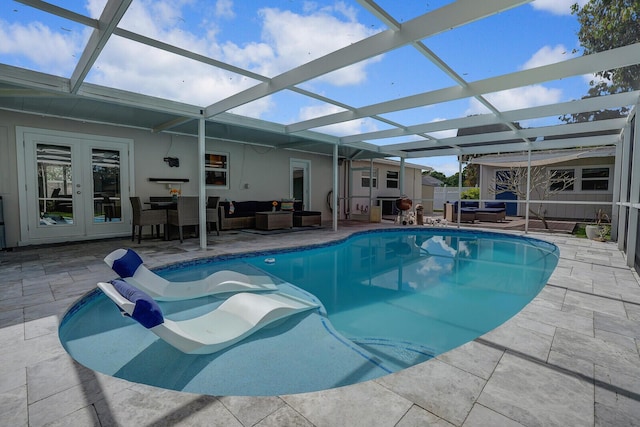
[59,229,559,396]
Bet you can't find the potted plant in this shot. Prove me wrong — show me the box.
[585,209,610,241]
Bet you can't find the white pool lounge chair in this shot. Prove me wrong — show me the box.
[104,248,277,301]
[98,279,319,354]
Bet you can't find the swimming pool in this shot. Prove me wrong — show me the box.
[59,228,559,396]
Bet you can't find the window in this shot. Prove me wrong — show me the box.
[386,171,399,189]
[205,152,229,189]
[549,169,575,191]
[581,167,609,191]
[362,170,377,188]
[548,166,612,192]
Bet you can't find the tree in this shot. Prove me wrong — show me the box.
[561,0,640,123]
[445,172,460,187]
[489,167,575,229]
[462,163,478,187]
[428,171,447,182]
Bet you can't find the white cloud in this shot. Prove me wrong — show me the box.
[109,2,378,118]
[258,5,380,83]
[531,0,589,15]
[215,0,235,19]
[466,85,563,115]
[0,20,86,75]
[299,103,347,121]
[299,103,379,135]
[426,118,458,140]
[522,44,574,69]
[466,45,566,114]
[83,1,379,121]
[420,156,461,176]
[582,72,609,86]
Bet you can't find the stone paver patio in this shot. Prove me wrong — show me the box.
[1,221,639,426]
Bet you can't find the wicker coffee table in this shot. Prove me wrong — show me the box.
[255,211,293,230]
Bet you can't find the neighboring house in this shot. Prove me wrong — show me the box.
[471,146,616,221]
[0,110,422,248]
[348,159,427,220]
[420,174,443,214]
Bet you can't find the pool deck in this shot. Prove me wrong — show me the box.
[1,221,639,426]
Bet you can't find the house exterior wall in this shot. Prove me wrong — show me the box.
[477,155,615,221]
[348,160,422,218]
[420,185,435,214]
[0,110,336,247]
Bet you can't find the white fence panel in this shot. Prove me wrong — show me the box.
[433,186,475,210]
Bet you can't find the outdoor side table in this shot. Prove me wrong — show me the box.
[255,211,293,230]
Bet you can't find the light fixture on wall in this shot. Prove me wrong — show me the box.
[164,157,179,167]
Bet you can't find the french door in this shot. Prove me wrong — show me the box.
[18,128,132,245]
[291,159,311,209]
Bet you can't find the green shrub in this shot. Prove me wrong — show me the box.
[461,188,479,200]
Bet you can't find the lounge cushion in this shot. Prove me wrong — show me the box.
[110,279,164,328]
[111,248,143,278]
[484,201,506,209]
[222,201,279,216]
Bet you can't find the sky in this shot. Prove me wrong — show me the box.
[0,0,595,176]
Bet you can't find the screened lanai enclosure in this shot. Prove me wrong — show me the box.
[1,0,640,271]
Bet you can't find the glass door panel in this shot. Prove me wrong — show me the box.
[20,127,132,245]
[37,144,75,226]
[92,149,121,223]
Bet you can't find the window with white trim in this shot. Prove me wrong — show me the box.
[204,152,229,189]
[547,166,612,192]
[549,169,575,191]
[581,167,609,191]
[386,171,399,189]
[361,169,377,188]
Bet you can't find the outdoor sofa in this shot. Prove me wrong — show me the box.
[218,200,321,230]
[444,201,506,223]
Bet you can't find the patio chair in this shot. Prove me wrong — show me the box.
[130,196,166,243]
[104,248,277,301]
[167,196,200,242]
[98,279,318,354]
[101,193,115,221]
[206,196,220,236]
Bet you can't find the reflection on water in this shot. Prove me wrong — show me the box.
[60,229,559,395]
[165,229,559,356]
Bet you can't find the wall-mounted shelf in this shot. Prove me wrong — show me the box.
[148,178,190,184]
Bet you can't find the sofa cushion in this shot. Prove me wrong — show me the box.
[460,201,479,209]
[256,201,275,212]
[294,211,321,217]
[281,198,295,211]
[453,201,478,213]
[221,201,258,217]
[484,201,506,209]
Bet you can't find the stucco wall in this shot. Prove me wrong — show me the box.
[348,160,423,217]
[0,110,336,247]
[478,156,615,221]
